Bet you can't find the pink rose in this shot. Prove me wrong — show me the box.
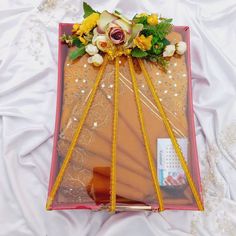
[108,26,125,45]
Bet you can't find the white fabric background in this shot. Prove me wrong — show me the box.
[1,0,236,235]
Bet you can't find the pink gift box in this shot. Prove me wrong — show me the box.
[47,23,203,211]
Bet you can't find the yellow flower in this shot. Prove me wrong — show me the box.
[79,36,88,45]
[76,13,100,36]
[106,46,131,60]
[72,23,80,33]
[107,47,122,60]
[134,35,153,51]
[147,14,158,25]
[124,48,131,55]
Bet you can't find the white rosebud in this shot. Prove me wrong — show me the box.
[176,41,187,55]
[163,45,176,57]
[85,44,99,56]
[87,54,104,67]
[92,35,111,52]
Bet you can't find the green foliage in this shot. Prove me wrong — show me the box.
[133,15,147,25]
[150,43,164,55]
[131,17,172,69]
[142,18,172,41]
[114,10,121,15]
[69,46,86,60]
[62,5,173,71]
[72,36,83,47]
[83,2,96,18]
[131,47,148,58]
[149,38,170,55]
[162,38,170,46]
[155,18,172,40]
[156,56,169,71]
[148,54,169,71]
[60,33,73,46]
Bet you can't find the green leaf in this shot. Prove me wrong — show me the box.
[162,38,170,46]
[141,26,156,37]
[69,46,86,60]
[155,18,173,40]
[72,36,83,47]
[151,35,158,45]
[131,47,148,58]
[83,2,96,18]
[114,10,121,15]
[133,16,147,25]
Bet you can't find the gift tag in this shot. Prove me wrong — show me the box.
[157,138,188,186]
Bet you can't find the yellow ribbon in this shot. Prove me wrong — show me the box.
[46,55,109,210]
[138,59,204,211]
[128,56,164,211]
[110,57,120,212]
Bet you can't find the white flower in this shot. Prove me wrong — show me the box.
[85,44,98,56]
[92,35,111,52]
[88,54,104,67]
[93,27,99,37]
[176,41,187,55]
[163,45,175,57]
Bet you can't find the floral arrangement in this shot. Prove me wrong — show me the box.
[61,2,187,70]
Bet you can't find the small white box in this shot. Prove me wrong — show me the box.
[157,138,188,186]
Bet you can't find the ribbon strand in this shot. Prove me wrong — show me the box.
[138,59,204,211]
[110,57,120,212]
[128,56,164,211]
[46,55,109,210]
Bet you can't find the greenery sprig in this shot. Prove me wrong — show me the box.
[60,2,187,71]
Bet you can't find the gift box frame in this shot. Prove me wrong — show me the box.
[47,23,203,211]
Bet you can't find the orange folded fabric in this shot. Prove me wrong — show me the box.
[55,31,195,207]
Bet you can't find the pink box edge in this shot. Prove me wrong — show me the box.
[46,24,204,211]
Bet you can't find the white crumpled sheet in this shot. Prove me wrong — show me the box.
[1,0,236,235]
